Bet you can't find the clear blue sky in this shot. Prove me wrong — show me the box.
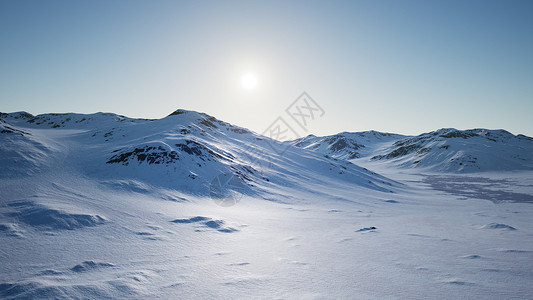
[1,0,532,137]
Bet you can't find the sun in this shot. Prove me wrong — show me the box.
[241,72,258,90]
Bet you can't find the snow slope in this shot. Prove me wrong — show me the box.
[369,128,533,172]
[292,128,533,173]
[0,110,397,196]
[1,111,532,299]
[289,130,406,159]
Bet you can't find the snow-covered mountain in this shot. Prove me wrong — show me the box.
[2,110,533,299]
[291,129,533,173]
[0,109,398,197]
[369,128,533,172]
[289,131,406,160]
[1,109,405,297]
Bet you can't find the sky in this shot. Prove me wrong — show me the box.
[1,0,532,137]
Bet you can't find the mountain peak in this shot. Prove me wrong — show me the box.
[166,109,217,123]
[167,109,191,117]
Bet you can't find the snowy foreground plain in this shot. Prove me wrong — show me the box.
[1,111,532,299]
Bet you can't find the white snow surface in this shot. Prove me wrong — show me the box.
[292,128,533,173]
[1,110,532,299]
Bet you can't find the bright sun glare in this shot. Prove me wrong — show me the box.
[241,73,258,90]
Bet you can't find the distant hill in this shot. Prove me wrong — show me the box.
[291,128,533,172]
[370,128,533,172]
[0,110,397,194]
[289,131,406,160]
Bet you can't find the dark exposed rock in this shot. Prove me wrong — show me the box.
[107,140,232,165]
[106,146,180,165]
[199,117,218,128]
[0,125,28,136]
[168,110,186,116]
[385,144,421,159]
[230,128,250,134]
[440,131,479,139]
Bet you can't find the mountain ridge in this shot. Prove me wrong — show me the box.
[2,110,532,178]
[0,109,399,198]
[291,128,533,172]
[1,109,533,299]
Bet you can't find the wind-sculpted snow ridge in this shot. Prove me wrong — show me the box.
[171,216,239,233]
[2,201,106,231]
[0,260,144,299]
[0,121,57,178]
